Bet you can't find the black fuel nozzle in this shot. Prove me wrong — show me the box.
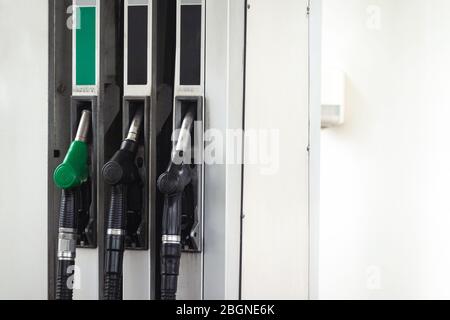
[102,110,143,300]
[158,109,195,300]
[103,111,143,186]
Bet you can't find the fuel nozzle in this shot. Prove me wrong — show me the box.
[53,110,92,300]
[54,110,92,190]
[102,110,143,186]
[158,108,195,300]
[102,110,143,300]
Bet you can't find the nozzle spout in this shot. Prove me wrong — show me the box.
[127,110,144,142]
[171,109,195,165]
[75,110,92,143]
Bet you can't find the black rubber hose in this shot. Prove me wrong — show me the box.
[58,189,77,228]
[56,189,78,300]
[56,260,75,300]
[160,193,183,300]
[158,164,191,301]
[104,184,127,300]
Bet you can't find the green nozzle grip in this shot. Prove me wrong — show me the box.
[54,141,89,190]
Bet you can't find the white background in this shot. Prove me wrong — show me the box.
[0,0,48,299]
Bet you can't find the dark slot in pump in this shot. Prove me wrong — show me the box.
[71,102,97,248]
[124,102,147,250]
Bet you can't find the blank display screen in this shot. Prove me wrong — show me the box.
[180,5,201,86]
[128,6,148,85]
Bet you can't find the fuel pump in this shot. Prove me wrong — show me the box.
[48,0,254,300]
[53,110,92,300]
[49,0,176,299]
[158,109,195,300]
[156,0,205,300]
[102,110,144,300]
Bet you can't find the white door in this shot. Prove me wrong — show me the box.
[242,0,318,300]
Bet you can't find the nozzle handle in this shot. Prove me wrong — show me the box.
[54,110,91,190]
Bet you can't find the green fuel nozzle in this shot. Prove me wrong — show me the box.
[54,110,91,300]
[53,110,92,190]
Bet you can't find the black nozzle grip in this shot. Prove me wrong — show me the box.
[102,140,139,186]
[161,193,183,236]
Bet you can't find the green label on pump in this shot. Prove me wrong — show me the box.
[76,7,96,86]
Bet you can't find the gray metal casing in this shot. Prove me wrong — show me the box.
[48,0,122,300]
[173,0,247,300]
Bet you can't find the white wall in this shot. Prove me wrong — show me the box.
[0,0,48,299]
[320,0,450,299]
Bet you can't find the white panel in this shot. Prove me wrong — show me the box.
[308,0,322,301]
[73,250,98,300]
[0,0,48,300]
[124,0,153,97]
[242,0,311,299]
[123,251,150,300]
[72,0,100,96]
[203,0,245,300]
